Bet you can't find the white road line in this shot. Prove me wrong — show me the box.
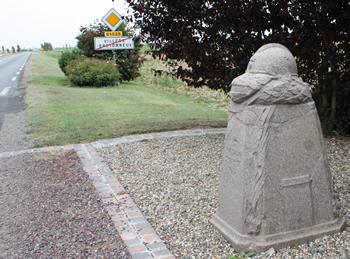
[16,72,20,74]
[11,77,17,81]
[0,87,11,96]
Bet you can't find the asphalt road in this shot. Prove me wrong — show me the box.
[0,52,31,130]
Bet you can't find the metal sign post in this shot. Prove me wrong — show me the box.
[96,8,135,71]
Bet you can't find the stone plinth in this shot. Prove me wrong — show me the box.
[211,43,346,253]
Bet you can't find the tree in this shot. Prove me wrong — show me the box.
[41,42,53,51]
[16,45,21,52]
[2,46,4,53]
[75,20,143,82]
[126,0,350,135]
[284,1,350,135]
[11,46,15,53]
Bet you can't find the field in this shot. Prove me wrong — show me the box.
[25,51,229,147]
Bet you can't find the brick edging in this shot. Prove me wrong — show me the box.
[89,128,226,149]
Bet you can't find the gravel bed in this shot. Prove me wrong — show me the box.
[99,133,350,258]
[0,150,130,258]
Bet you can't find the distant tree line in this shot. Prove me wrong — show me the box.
[126,0,350,136]
[1,43,55,53]
[1,45,21,53]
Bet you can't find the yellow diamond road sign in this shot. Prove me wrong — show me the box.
[107,13,120,27]
[102,8,123,31]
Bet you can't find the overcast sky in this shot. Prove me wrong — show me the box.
[0,0,128,49]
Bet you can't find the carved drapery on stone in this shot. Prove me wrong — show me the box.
[228,44,314,235]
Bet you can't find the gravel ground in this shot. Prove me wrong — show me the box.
[0,54,36,153]
[99,134,350,258]
[0,150,131,258]
[0,109,34,153]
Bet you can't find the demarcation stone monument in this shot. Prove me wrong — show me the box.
[211,43,346,252]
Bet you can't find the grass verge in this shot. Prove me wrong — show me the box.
[26,52,228,147]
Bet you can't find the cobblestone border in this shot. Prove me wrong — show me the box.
[0,128,226,258]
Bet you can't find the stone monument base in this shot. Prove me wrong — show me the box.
[211,43,346,253]
[211,215,346,253]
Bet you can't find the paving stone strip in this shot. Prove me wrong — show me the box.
[0,128,226,259]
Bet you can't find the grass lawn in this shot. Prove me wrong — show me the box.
[25,51,228,147]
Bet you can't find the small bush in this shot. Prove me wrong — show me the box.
[65,58,120,87]
[58,50,82,75]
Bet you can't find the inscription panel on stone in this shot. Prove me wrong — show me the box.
[282,174,313,230]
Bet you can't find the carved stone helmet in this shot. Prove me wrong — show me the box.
[246,43,298,77]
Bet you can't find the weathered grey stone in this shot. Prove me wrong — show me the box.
[211,43,345,253]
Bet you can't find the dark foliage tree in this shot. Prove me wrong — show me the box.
[76,20,143,82]
[284,1,350,135]
[41,42,53,51]
[126,0,350,135]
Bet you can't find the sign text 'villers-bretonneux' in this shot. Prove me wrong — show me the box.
[94,37,135,51]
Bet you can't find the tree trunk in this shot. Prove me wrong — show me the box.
[330,78,337,131]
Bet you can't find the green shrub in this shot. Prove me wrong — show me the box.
[58,49,82,75]
[65,58,120,87]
